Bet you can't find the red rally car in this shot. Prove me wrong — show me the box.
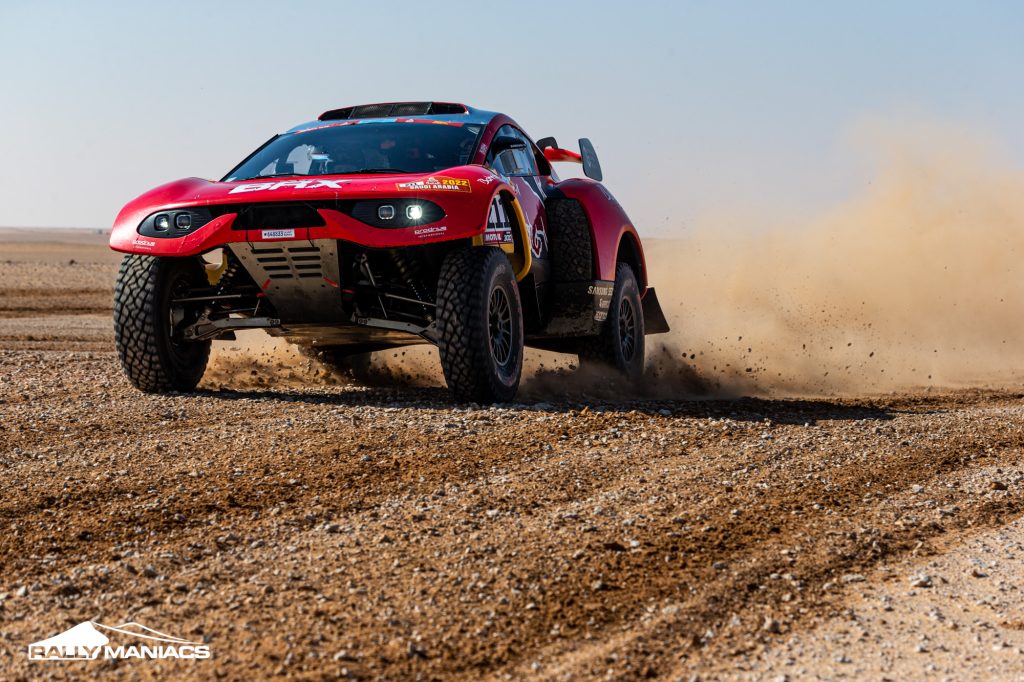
[110,101,669,402]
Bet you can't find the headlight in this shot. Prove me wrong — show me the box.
[138,208,214,239]
[348,200,444,228]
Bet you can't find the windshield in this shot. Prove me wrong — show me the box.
[224,121,483,181]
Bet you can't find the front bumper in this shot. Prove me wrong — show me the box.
[110,203,479,257]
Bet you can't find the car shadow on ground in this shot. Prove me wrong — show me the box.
[195,386,900,426]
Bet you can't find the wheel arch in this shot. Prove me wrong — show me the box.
[615,228,648,291]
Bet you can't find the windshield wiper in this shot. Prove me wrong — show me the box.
[335,168,411,175]
[231,172,299,181]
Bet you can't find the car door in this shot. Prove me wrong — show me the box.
[486,125,550,295]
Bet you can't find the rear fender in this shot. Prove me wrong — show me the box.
[550,178,648,291]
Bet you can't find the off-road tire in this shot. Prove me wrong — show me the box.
[113,255,211,392]
[578,262,645,381]
[436,247,524,403]
[546,199,594,281]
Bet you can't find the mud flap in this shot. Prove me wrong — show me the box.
[540,280,614,337]
[641,287,670,334]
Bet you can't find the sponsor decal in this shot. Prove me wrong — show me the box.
[394,118,464,127]
[485,197,514,245]
[261,229,295,240]
[27,620,210,661]
[396,176,471,193]
[413,225,447,238]
[229,178,345,194]
[477,174,499,185]
[131,238,156,249]
[530,216,548,257]
[591,281,614,321]
[483,230,512,245]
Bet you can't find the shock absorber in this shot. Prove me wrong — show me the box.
[215,252,241,295]
[390,251,430,304]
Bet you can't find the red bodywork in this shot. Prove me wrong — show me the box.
[111,166,517,256]
[111,106,650,294]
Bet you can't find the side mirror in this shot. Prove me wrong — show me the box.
[490,135,527,156]
[578,138,602,182]
[535,136,558,151]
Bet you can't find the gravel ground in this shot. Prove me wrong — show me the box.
[0,231,1022,680]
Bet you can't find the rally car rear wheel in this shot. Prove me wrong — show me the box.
[578,262,645,381]
[436,247,523,403]
[113,255,211,392]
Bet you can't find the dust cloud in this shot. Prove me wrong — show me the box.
[645,123,1024,397]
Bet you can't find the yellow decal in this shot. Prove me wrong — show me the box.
[395,176,471,193]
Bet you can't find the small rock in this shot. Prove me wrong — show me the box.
[15,586,28,598]
[990,481,1008,491]
[762,616,781,634]
[968,566,987,578]
[841,573,866,583]
[909,573,933,588]
[712,561,728,570]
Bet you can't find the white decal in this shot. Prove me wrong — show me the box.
[27,620,210,661]
[477,174,499,185]
[413,225,447,237]
[132,238,156,249]
[530,215,548,257]
[261,229,295,240]
[229,178,345,194]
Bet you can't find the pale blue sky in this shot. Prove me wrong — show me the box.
[0,1,1021,232]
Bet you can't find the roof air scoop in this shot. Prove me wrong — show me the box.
[318,102,468,121]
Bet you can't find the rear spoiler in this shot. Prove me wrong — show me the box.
[537,137,603,181]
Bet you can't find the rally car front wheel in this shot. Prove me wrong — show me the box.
[113,255,211,392]
[436,247,524,403]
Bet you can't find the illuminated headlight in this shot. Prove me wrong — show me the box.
[378,204,396,220]
[406,204,424,221]
[154,214,170,231]
[175,213,192,230]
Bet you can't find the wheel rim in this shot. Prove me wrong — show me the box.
[619,297,637,361]
[488,286,513,367]
[166,271,203,359]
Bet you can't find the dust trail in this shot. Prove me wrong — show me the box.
[202,331,446,391]
[645,122,1024,397]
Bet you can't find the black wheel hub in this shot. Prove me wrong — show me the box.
[619,297,637,361]
[488,286,513,367]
